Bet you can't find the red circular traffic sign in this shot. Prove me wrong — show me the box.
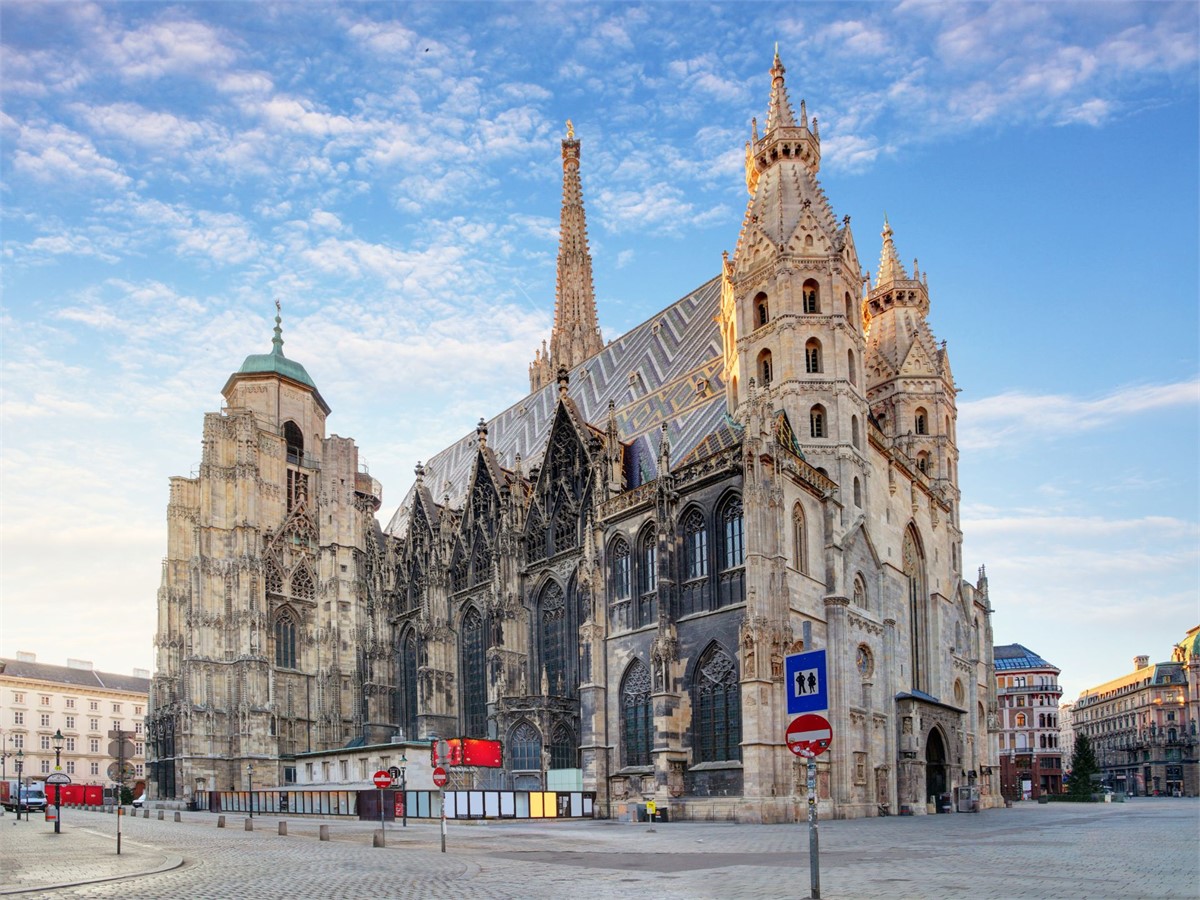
[372,770,392,789]
[786,713,833,757]
[432,766,448,788]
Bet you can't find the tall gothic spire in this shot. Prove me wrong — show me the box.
[529,121,604,393]
[875,217,909,287]
[765,46,797,131]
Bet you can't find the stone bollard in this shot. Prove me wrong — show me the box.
[143,809,149,818]
[278,821,288,836]
[174,811,182,822]
[373,830,385,848]
[245,818,253,831]
[158,810,165,820]
[218,815,226,828]
[319,824,330,841]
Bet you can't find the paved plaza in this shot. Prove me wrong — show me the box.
[1,798,1196,899]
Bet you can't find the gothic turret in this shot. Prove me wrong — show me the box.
[529,121,604,392]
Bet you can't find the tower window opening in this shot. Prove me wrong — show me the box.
[848,349,857,386]
[810,405,826,439]
[754,293,769,328]
[915,407,928,435]
[803,280,820,314]
[757,349,773,385]
[805,338,822,374]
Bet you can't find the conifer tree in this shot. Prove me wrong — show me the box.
[1068,731,1099,799]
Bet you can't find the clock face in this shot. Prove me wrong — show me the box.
[856,646,873,677]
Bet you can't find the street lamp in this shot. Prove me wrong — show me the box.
[399,753,407,828]
[52,729,64,834]
[247,762,254,818]
[14,749,23,821]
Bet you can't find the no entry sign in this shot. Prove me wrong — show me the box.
[786,713,833,757]
[373,770,393,789]
[432,766,448,788]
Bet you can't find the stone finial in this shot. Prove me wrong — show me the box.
[476,417,488,448]
[414,461,425,483]
[557,365,570,398]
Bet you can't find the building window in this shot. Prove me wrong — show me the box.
[112,703,121,714]
[398,630,418,743]
[40,735,51,750]
[805,338,822,374]
[135,742,143,755]
[90,739,99,754]
[809,405,826,438]
[610,537,631,600]
[1016,713,1026,727]
[793,503,809,575]
[551,724,575,770]
[275,611,297,669]
[510,722,542,771]
[638,527,657,595]
[915,407,928,435]
[90,762,99,776]
[803,280,820,314]
[903,529,928,693]
[848,348,857,386]
[621,660,652,768]
[135,706,142,715]
[853,477,862,507]
[757,349,773,385]
[13,692,24,704]
[754,292,769,328]
[721,497,744,569]
[693,644,741,763]
[90,718,99,732]
[66,738,75,752]
[461,607,487,738]
[11,735,22,749]
[683,509,709,580]
[40,714,50,727]
[851,415,861,449]
[66,761,75,775]
[539,582,569,697]
[916,452,930,475]
[12,711,22,725]
[853,575,867,609]
[89,701,98,711]
[41,760,50,774]
[65,698,74,709]
[65,716,74,729]
[135,722,142,734]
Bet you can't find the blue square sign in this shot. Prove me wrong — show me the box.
[785,649,828,715]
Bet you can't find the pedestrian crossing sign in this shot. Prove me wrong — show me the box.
[785,649,828,715]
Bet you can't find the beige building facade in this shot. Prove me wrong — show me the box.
[149,51,999,821]
[1,653,149,797]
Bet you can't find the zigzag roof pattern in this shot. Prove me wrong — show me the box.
[386,276,729,536]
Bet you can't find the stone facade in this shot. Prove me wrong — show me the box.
[148,51,1000,821]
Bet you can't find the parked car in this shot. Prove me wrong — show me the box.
[132,794,145,807]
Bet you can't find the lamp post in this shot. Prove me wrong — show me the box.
[14,749,23,821]
[52,729,64,834]
[1,733,9,816]
[247,762,253,818]
[399,753,407,827]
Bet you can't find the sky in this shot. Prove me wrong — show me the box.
[1,1,1197,704]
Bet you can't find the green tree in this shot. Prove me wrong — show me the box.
[1068,732,1099,800]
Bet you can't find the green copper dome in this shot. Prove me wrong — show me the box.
[237,312,316,389]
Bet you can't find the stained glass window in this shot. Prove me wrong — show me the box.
[274,612,296,669]
[722,498,744,569]
[684,509,708,580]
[550,724,575,770]
[610,538,631,599]
[510,722,542,770]
[540,582,568,696]
[621,660,652,767]
[693,645,741,762]
[461,607,487,737]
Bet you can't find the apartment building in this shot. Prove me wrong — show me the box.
[994,644,1064,800]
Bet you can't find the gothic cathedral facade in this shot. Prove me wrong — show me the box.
[149,52,999,820]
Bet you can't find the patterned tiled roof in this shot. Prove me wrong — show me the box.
[0,658,150,694]
[386,276,728,535]
[993,643,1058,672]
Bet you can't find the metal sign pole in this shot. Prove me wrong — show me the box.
[378,787,385,847]
[807,753,820,899]
[440,788,446,853]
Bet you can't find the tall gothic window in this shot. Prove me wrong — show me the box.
[793,503,809,575]
[721,497,744,570]
[550,724,575,770]
[805,338,822,373]
[291,565,315,602]
[510,722,542,770]
[553,499,576,554]
[470,529,491,585]
[265,559,283,596]
[684,509,708,580]
[637,526,657,627]
[399,631,418,740]
[274,611,297,669]
[461,607,487,737]
[848,348,858,385]
[539,582,568,696]
[610,537,631,600]
[903,529,927,693]
[853,574,867,610]
[621,660,652,767]
[693,644,742,762]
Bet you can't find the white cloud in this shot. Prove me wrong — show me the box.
[103,17,237,80]
[11,122,130,189]
[959,379,1200,449]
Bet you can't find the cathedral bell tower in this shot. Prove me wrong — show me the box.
[723,50,868,492]
[530,121,605,392]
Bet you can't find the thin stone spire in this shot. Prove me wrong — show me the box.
[529,121,604,392]
[875,217,909,286]
[765,47,797,132]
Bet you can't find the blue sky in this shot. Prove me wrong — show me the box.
[1,1,1196,702]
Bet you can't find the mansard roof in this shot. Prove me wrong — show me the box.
[0,657,150,694]
[993,643,1058,672]
[386,275,728,535]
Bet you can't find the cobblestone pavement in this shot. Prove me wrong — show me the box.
[1,798,1195,899]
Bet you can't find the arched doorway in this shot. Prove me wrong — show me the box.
[926,727,948,810]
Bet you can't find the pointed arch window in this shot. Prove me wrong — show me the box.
[721,497,744,570]
[610,537,631,600]
[693,645,742,762]
[848,348,857,386]
[809,404,826,439]
[621,660,652,767]
[550,723,575,770]
[683,508,709,581]
[851,415,861,450]
[793,503,809,576]
[553,498,577,554]
[903,529,927,693]
[853,477,862,507]
[470,529,491,585]
[915,407,928,435]
[539,582,569,697]
[757,349,773,386]
[805,338,822,374]
[853,574,867,610]
[916,451,930,475]
[803,280,820,314]
[461,607,487,737]
[283,421,304,463]
[637,526,658,627]
[754,292,769,328]
[398,631,418,741]
[274,611,297,670]
[844,292,855,323]
[291,565,315,602]
[265,559,283,596]
[510,722,542,771]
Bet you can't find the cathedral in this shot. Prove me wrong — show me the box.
[148,52,999,821]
